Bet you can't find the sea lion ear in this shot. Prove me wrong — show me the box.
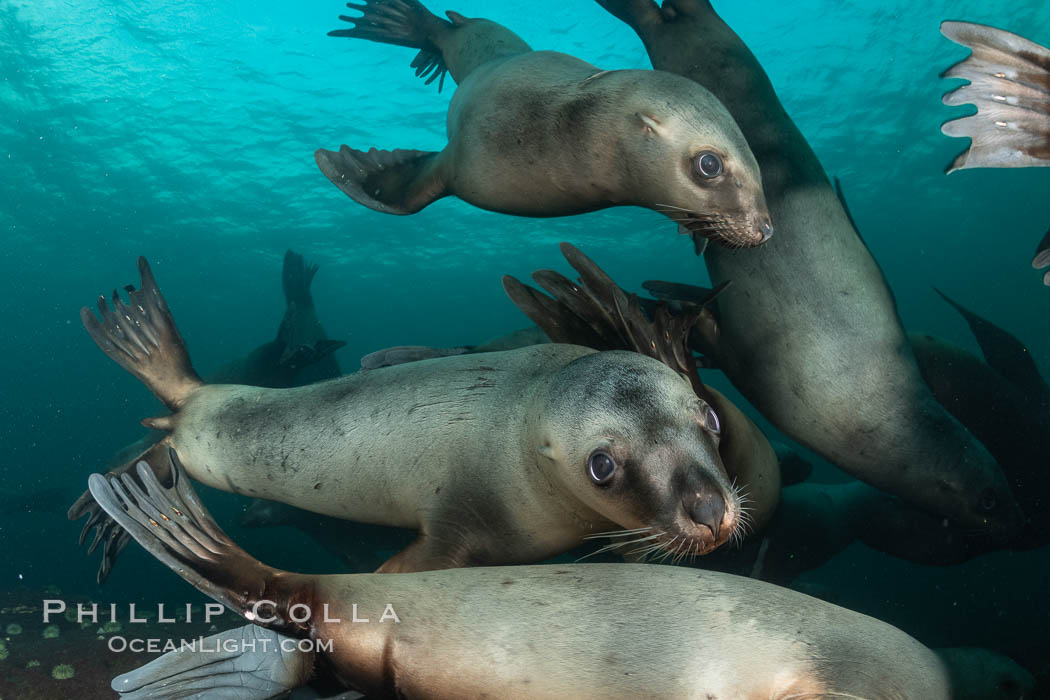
[538,444,556,460]
[636,112,663,136]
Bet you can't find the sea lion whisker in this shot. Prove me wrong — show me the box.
[577,533,663,561]
[581,526,653,540]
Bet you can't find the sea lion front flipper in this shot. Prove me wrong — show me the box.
[934,288,1044,392]
[359,344,472,370]
[939,21,1050,172]
[593,0,663,32]
[111,624,314,699]
[314,145,446,214]
[278,335,348,371]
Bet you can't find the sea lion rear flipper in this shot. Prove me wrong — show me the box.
[934,288,1044,391]
[328,0,451,91]
[314,146,445,214]
[939,21,1050,172]
[282,249,319,309]
[642,280,716,304]
[88,448,298,629]
[69,438,173,584]
[80,257,203,410]
[504,243,728,396]
[1033,229,1050,285]
[112,625,314,699]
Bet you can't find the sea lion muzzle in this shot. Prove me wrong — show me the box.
[687,490,726,540]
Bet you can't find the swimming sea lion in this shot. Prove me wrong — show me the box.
[316,0,773,248]
[70,257,741,581]
[910,316,1050,549]
[209,250,345,387]
[939,21,1050,172]
[595,0,1022,534]
[92,451,951,700]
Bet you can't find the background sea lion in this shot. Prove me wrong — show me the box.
[935,647,1034,700]
[939,21,1050,172]
[70,257,741,581]
[92,452,951,700]
[595,0,1022,535]
[316,0,773,248]
[209,250,345,387]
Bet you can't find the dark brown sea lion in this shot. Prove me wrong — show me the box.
[70,256,742,582]
[209,250,345,387]
[595,0,1022,536]
[91,451,950,700]
[316,0,773,248]
[939,21,1050,172]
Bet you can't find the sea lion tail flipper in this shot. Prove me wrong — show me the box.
[80,257,203,411]
[314,145,445,214]
[282,249,318,309]
[328,0,451,91]
[934,288,1044,390]
[88,448,298,626]
[111,625,315,699]
[69,438,173,584]
[939,21,1050,172]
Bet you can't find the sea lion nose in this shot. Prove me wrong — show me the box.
[758,218,774,242]
[688,493,725,539]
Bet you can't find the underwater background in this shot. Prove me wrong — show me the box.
[1,0,1049,696]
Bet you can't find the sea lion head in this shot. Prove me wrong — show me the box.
[626,72,772,248]
[538,351,743,557]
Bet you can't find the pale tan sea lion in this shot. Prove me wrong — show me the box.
[70,257,741,581]
[316,0,773,248]
[92,452,951,700]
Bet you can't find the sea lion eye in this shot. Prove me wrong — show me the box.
[978,489,997,512]
[694,151,723,179]
[702,405,721,435]
[587,451,617,485]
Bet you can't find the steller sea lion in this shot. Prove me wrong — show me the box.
[93,450,951,700]
[315,0,773,248]
[69,257,742,582]
[596,0,1023,535]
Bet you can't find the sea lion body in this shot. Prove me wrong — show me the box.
[598,0,1021,533]
[95,458,951,700]
[316,0,772,247]
[73,258,743,578]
